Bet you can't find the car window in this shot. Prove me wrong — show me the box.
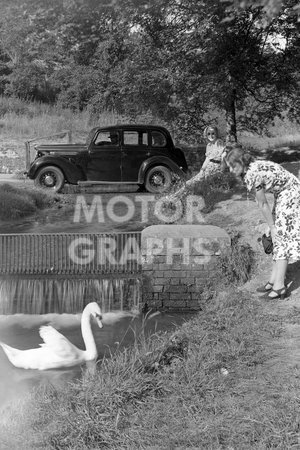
[151,131,167,147]
[124,131,139,146]
[94,131,119,146]
[123,131,149,146]
[142,132,148,145]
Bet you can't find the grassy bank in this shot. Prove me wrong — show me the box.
[1,286,299,449]
[0,183,56,220]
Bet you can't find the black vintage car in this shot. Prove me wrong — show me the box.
[26,124,188,193]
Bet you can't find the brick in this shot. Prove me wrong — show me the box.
[158,263,174,270]
[153,270,166,277]
[152,255,167,263]
[164,285,188,293]
[181,277,196,284]
[157,293,170,301]
[151,286,164,293]
[154,278,172,286]
[169,293,191,300]
[164,270,187,278]
[194,270,210,277]
[186,286,201,293]
[169,278,181,285]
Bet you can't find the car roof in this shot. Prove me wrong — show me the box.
[93,124,170,133]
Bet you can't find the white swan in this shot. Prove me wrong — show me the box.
[0,302,105,371]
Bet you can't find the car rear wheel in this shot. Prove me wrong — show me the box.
[34,166,65,192]
[144,165,172,194]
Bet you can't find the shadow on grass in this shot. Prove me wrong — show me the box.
[249,141,300,164]
[191,172,245,213]
[266,148,300,164]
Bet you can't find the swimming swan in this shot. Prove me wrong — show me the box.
[0,302,105,371]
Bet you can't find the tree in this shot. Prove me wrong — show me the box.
[0,0,123,100]
[0,0,298,144]
[114,0,300,142]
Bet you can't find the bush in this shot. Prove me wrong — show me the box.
[0,184,54,220]
[216,231,256,285]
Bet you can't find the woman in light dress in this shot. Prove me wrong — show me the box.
[199,125,226,179]
[171,126,225,198]
[224,144,300,300]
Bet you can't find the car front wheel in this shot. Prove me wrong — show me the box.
[34,166,65,192]
[144,165,172,194]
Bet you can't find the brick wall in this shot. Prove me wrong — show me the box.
[141,225,231,311]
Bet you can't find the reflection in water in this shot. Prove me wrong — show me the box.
[0,311,192,409]
[0,192,167,234]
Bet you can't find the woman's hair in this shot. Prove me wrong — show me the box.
[203,126,219,140]
[223,143,254,171]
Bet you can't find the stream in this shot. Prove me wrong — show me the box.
[0,191,195,409]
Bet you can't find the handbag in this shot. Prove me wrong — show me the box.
[259,233,273,254]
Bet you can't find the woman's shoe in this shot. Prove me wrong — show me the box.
[268,287,288,300]
[256,282,273,293]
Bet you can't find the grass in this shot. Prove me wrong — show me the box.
[0,183,56,220]
[1,288,298,449]
[0,244,285,449]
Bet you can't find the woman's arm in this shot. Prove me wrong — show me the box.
[186,164,206,188]
[255,188,276,239]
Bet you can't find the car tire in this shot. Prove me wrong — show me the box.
[144,165,173,194]
[34,166,65,192]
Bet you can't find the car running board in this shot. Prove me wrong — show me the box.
[78,181,139,186]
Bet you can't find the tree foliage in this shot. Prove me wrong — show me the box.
[0,0,299,140]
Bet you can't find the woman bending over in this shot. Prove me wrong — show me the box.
[224,144,300,299]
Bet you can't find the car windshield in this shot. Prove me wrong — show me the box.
[152,131,167,147]
[93,130,119,146]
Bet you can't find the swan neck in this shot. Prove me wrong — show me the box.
[81,310,97,360]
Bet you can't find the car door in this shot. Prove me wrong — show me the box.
[86,130,121,181]
[121,129,150,181]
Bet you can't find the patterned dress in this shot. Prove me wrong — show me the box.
[244,160,300,262]
[204,139,225,177]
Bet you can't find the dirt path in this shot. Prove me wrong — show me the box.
[206,191,300,377]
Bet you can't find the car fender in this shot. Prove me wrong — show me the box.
[27,156,85,184]
[138,156,187,184]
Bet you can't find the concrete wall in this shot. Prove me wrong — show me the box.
[141,225,231,311]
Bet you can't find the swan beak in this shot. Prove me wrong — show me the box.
[96,316,103,329]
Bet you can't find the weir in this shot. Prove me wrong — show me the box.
[0,232,141,314]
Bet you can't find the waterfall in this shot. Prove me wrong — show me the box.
[0,277,141,314]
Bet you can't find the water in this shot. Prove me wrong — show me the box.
[0,310,192,409]
[0,190,175,408]
[0,192,161,234]
[0,277,141,314]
